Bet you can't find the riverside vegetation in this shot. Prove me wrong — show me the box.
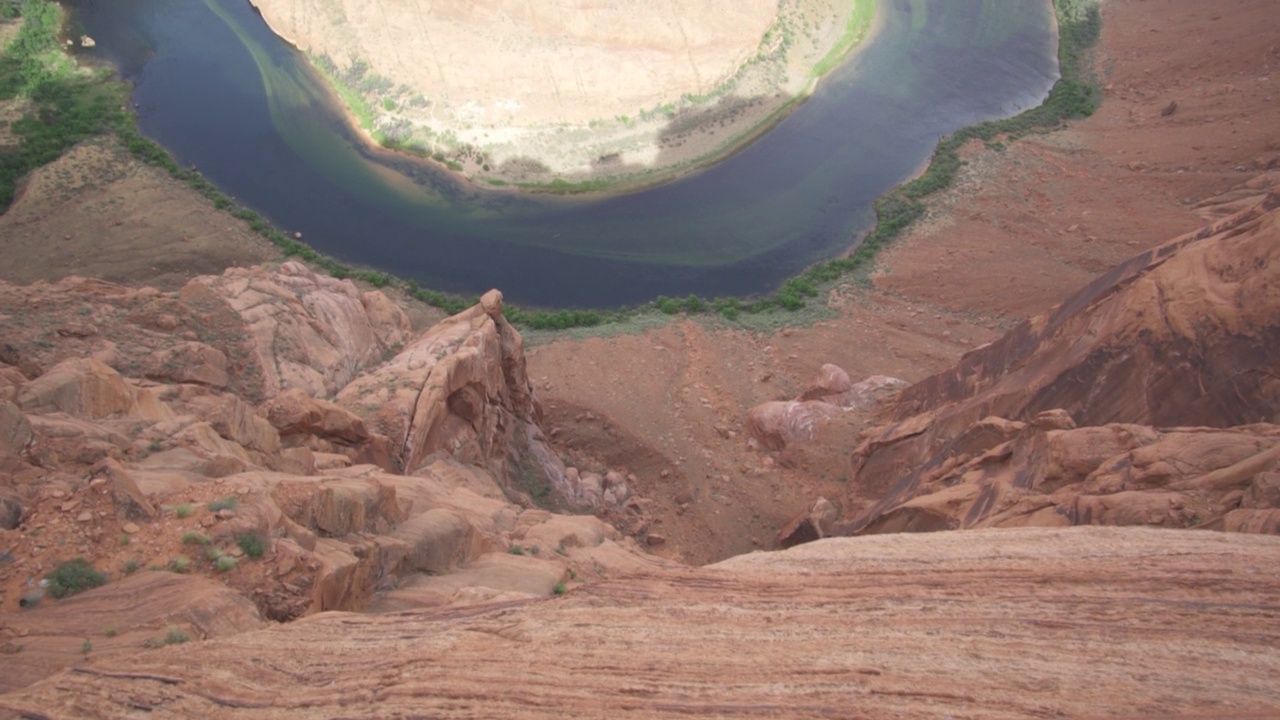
[0,0,1098,331]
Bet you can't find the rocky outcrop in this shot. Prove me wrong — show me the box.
[336,290,571,505]
[180,262,411,399]
[0,572,264,694]
[747,365,906,451]
[4,528,1279,718]
[837,193,1280,536]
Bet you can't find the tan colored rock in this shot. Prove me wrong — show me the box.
[271,446,317,476]
[265,388,370,445]
[0,571,264,694]
[5,529,1280,717]
[141,341,229,388]
[746,400,841,451]
[336,297,558,498]
[16,358,164,420]
[1224,508,1280,534]
[840,197,1280,535]
[0,399,32,462]
[273,477,406,538]
[392,508,480,576]
[91,458,157,521]
[180,261,410,398]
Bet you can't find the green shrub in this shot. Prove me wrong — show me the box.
[237,533,267,559]
[552,581,567,595]
[214,555,238,573]
[168,555,191,573]
[507,545,525,556]
[207,497,238,512]
[45,558,107,599]
[173,504,194,518]
[146,626,190,648]
[181,531,211,546]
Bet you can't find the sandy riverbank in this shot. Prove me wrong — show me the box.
[248,0,877,193]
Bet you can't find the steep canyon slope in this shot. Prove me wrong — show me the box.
[1,0,1279,716]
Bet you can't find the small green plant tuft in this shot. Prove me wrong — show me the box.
[168,555,191,573]
[214,555,238,573]
[119,533,130,547]
[81,640,92,654]
[147,626,191,648]
[1,642,23,654]
[552,581,567,595]
[507,545,525,556]
[207,496,238,512]
[236,533,267,559]
[122,559,141,575]
[20,592,42,608]
[181,531,211,546]
[173,504,194,518]
[46,558,108,599]
[104,627,118,638]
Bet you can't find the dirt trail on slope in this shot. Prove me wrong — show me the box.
[528,0,1280,563]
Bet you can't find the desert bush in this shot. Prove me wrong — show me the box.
[46,558,107,599]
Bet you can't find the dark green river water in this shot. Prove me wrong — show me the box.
[65,0,1058,307]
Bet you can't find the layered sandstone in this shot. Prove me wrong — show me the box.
[823,191,1280,537]
[3,528,1279,718]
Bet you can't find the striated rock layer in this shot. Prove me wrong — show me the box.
[837,192,1280,535]
[3,528,1279,718]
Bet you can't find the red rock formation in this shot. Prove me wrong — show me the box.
[840,192,1280,535]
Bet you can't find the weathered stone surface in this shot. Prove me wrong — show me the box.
[839,197,1280,535]
[16,358,167,420]
[747,367,906,451]
[336,298,560,500]
[92,458,158,521]
[180,261,410,398]
[5,529,1280,718]
[141,341,229,388]
[266,388,370,445]
[0,571,264,694]
[0,399,31,462]
[272,477,406,538]
[746,400,841,451]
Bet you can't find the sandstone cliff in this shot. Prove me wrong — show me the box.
[0,269,659,694]
[3,528,1279,718]
[821,189,1280,538]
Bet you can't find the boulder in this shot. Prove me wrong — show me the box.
[746,400,841,451]
[0,399,32,461]
[266,388,370,444]
[180,261,410,399]
[335,294,559,498]
[141,341,230,388]
[17,358,151,419]
[92,458,158,521]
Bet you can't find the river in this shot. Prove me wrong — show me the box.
[64,0,1058,308]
